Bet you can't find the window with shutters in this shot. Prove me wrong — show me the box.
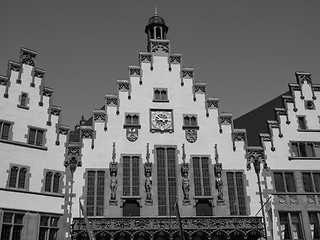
[7,165,30,190]
[290,141,320,158]
[226,172,247,215]
[156,147,177,216]
[43,170,63,194]
[122,156,140,196]
[38,215,60,240]
[0,211,25,240]
[309,212,320,240]
[302,172,320,193]
[0,120,12,140]
[273,172,296,193]
[28,127,45,147]
[192,156,211,196]
[86,170,106,216]
[279,212,303,240]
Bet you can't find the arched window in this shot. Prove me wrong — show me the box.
[53,173,61,193]
[155,27,162,39]
[45,172,53,192]
[18,168,27,189]
[9,166,18,188]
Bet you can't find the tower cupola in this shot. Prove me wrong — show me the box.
[145,10,168,51]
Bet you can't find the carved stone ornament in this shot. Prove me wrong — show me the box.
[118,81,130,91]
[220,116,232,125]
[43,87,53,97]
[81,129,93,139]
[151,41,169,53]
[182,69,194,78]
[233,132,246,141]
[185,129,197,143]
[194,84,206,94]
[296,72,311,85]
[246,148,268,172]
[126,128,138,142]
[34,69,45,78]
[129,67,141,76]
[207,99,219,109]
[307,195,316,205]
[51,106,61,116]
[140,54,152,63]
[278,195,287,205]
[106,96,118,106]
[170,55,181,64]
[144,162,152,177]
[289,195,298,205]
[67,146,80,156]
[0,76,8,86]
[109,162,118,178]
[94,112,106,122]
[21,50,36,66]
[9,62,21,72]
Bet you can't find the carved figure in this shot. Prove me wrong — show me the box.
[145,178,152,201]
[215,172,224,202]
[182,175,190,201]
[110,176,118,200]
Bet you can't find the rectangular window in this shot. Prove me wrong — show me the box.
[0,121,11,140]
[156,147,177,216]
[44,171,62,193]
[86,170,105,216]
[7,165,29,190]
[0,211,24,240]
[309,212,320,240]
[274,172,296,193]
[183,115,198,127]
[298,116,307,130]
[38,215,60,240]
[192,157,211,196]
[302,172,320,193]
[124,113,140,126]
[122,156,140,196]
[279,212,303,240]
[154,88,168,102]
[291,142,320,158]
[226,172,246,215]
[28,127,45,146]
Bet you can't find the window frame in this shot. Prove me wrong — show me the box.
[17,92,29,110]
[182,114,199,130]
[153,88,169,102]
[43,170,64,194]
[6,164,30,191]
[297,116,307,130]
[38,214,60,240]
[191,156,212,197]
[308,212,320,240]
[123,113,141,129]
[289,141,320,159]
[302,172,320,193]
[0,120,13,141]
[226,171,247,216]
[0,211,25,240]
[27,126,46,147]
[273,171,297,193]
[121,155,141,197]
[85,169,106,216]
[278,212,304,240]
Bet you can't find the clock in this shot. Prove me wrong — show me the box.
[150,110,173,131]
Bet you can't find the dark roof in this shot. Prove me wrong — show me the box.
[234,91,290,146]
[145,15,168,33]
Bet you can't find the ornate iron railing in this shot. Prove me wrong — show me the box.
[72,216,264,239]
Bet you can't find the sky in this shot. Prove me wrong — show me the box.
[1,1,320,128]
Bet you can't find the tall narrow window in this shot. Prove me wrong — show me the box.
[122,156,140,196]
[226,172,246,215]
[52,173,61,193]
[192,157,211,196]
[39,215,60,240]
[279,212,303,240]
[0,211,24,240]
[302,172,320,193]
[45,172,53,192]
[274,172,296,192]
[44,171,61,193]
[309,212,320,239]
[8,166,28,190]
[86,170,105,216]
[156,147,177,216]
[0,121,11,140]
[298,116,307,130]
[28,128,45,146]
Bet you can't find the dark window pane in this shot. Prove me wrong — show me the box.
[196,200,212,216]
[18,168,27,189]
[123,156,131,196]
[274,173,285,192]
[193,157,202,196]
[14,214,24,224]
[309,212,320,239]
[157,148,167,216]
[3,212,13,223]
[40,216,49,226]
[96,171,105,216]
[291,143,299,157]
[87,171,95,216]
[299,143,307,157]
[12,225,22,240]
[1,225,11,240]
[291,213,303,239]
[132,156,140,196]
[9,167,18,188]
[52,173,60,193]
[20,93,27,107]
[28,128,36,145]
[49,229,58,240]
[154,90,160,100]
[184,116,190,126]
[227,172,237,215]
[45,172,53,192]
[202,157,211,196]
[190,116,197,126]
[302,173,313,192]
[123,200,140,216]
[132,115,139,125]
[306,143,315,157]
[298,117,306,129]
[1,122,10,140]
[36,130,44,146]
[285,173,296,192]
[313,173,320,192]
[167,148,176,215]
[125,115,132,125]
[279,213,291,240]
[235,172,246,215]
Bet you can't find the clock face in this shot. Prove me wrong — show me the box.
[151,111,173,130]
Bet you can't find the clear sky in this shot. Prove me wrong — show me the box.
[1,1,320,128]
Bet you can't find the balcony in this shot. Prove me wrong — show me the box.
[72,216,264,240]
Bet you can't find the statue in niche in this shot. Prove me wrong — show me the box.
[110,173,118,204]
[182,172,190,203]
[215,172,223,201]
[144,164,153,205]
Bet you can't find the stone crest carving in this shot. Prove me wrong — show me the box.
[185,129,197,143]
[126,128,138,142]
